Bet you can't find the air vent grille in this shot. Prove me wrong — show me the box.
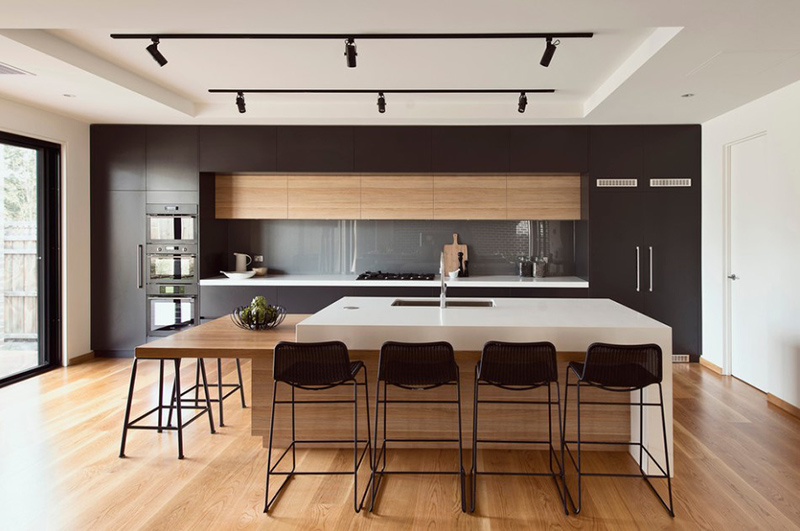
[0,62,33,75]
[596,178,638,188]
[672,354,690,363]
[650,178,692,188]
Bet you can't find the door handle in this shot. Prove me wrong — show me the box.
[636,246,640,292]
[728,274,739,281]
[137,244,144,289]
[649,246,653,292]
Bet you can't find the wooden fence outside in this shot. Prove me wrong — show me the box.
[1,221,37,341]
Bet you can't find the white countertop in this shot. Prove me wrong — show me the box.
[296,296,669,352]
[199,274,588,289]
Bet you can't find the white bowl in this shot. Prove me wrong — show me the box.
[221,270,256,280]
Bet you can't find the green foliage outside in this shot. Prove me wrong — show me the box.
[1,144,37,222]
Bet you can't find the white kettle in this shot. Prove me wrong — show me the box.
[233,253,252,272]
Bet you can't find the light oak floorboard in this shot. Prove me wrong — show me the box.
[1,361,799,530]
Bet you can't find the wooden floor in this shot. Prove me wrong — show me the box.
[2,359,800,530]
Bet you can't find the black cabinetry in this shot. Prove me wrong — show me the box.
[146,126,199,191]
[354,126,432,172]
[431,127,509,172]
[509,126,589,173]
[277,126,354,171]
[588,125,701,356]
[199,126,276,172]
[90,125,146,190]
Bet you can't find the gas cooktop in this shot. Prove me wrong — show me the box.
[357,271,436,281]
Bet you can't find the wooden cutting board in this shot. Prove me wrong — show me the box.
[443,233,468,276]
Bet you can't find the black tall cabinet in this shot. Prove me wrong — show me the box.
[588,125,701,356]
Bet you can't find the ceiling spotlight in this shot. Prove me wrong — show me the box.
[681,93,695,98]
[236,91,246,113]
[344,38,357,68]
[518,92,528,113]
[540,37,559,67]
[377,92,386,113]
[146,38,168,67]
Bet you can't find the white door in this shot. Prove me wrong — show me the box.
[729,134,769,391]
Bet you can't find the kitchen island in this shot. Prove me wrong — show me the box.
[136,297,672,473]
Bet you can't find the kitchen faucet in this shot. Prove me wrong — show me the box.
[440,252,447,308]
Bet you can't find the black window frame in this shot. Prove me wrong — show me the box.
[0,130,62,388]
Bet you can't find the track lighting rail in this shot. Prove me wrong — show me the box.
[111,32,593,40]
[208,89,555,94]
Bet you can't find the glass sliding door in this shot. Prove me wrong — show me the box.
[0,131,60,386]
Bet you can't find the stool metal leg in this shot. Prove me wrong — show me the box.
[658,384,674,516]
[119,358,139,458]
[457,375,466,513]
[217,358,225,427]
[554,381,568,515]
[575,372,582,514]
[174,359,184,460]
[198,359,216,434]
[236,358,247,408]
[470,365,479,513]
[194,360,200,404]
[157,360,164,433]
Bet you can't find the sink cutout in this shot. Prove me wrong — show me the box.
[391,299,495,308]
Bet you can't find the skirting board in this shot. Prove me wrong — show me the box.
[767,393,800,420]
[67,351,94,366]
[699,357,723,375]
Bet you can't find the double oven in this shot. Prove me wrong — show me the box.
[146,204,199,336]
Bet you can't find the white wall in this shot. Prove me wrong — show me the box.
[0,97,90,365]
[703,79,800,408]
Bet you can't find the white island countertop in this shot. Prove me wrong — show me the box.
[199,274,588,289]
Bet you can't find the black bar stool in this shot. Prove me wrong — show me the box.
[370,341,466,513]
[562,343,674,516]
[264,341,372,513]
[167,358,247,427]
[119,358,215,459]
[470,341,567,514]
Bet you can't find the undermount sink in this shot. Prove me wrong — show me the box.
[391,299,496,308]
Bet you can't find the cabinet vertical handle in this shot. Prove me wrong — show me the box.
[137,244,144,289]
[636,246,640,292]
[649,246,653,292]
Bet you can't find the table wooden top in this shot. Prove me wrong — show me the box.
[134,314,309,359]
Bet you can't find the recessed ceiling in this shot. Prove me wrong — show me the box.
[1,0,800,125]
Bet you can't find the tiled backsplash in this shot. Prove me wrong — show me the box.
[225,219,576,276]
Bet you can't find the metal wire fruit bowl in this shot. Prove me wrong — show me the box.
[230,305,286,331]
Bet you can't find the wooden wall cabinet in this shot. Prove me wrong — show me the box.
[287,175,361,219]
[433,175,507,220]
[361,175,434,219]
[506,175,582,220]
[215,174,288,219]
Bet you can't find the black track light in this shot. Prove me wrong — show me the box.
[344,38,357,68]
[518,92,527,113]
[540,37,558,67]
[236,91,246,113]
[146,38,168,67]
[377,92,386,113]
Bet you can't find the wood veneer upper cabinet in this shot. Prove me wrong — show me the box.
[433,175,507,220]
[431,127,509,172]
[215,174,288,219]
[361,176,434,219]
[354,127,432,172]
[506,175,581,220]
[287,175,361,219]
[199,126,277,172]
[509,126,589,173]
[277,127,354,172]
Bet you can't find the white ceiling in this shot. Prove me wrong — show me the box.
[1,0,799,125]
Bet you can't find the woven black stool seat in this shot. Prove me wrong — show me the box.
[568,343,662,389]
[478,340,558,387]
[378,341,459,387]
[471,341,567,514]
[562,342,673,517]
[265,341,372,514]
[371,341,466,512]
